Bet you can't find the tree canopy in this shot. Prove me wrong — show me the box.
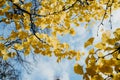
[0,0,120,80]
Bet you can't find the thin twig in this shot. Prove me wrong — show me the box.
[97,0,112,36]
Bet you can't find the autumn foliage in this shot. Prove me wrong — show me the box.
[0,0,120,80]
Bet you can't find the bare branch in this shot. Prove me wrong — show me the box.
[97,0,113,36]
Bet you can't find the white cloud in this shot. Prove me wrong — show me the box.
[23,56,70,80]
[60,72,69,80]
[112,9,120,31]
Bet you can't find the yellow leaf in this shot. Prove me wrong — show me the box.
[65,22,70,28]
[0,0,5,7]
[95,42,106,49]
[102,30,111,43]
[13,0,19,3]
[91,75,103,80]
[115,28,120,35]
[0,43,5,50]
[14,44,23,50]
[69,28,76,36]
[117,54,120,59]
[90,55,96,64]
[86,67,96,76]
[99,65,113,74]
[0,51,3,57]
[85,56,90,65]
[10,31,18,39]
[98,52,103,57]
[3,5,10,12]
[18,31,28,39]
[89,49,94,54]
[105,47,113,51]
[24,49,30,56]
[0,37,4,40]
[84,37,94,48]
[74,63,84,75]
[15,21,22,30]
[57,57,61,63]
[41,23,47,30]
[63,43,69,49]
[76,51,80,61]
[3,54,9,60]
[83,73,90,80]
[34,48,40,54]
[113,73,120,80]
[115,65,120,73]
[107,38,116,45]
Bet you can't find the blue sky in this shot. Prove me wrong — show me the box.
[21,9,120,80]
[0,4,120,80]
[22,25,89,80]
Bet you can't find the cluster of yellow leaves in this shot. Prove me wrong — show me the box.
[0,43,17,60]
[75,28,120,79]
[1,30,80,62]
[0,0,120,79]
[32,0,120,37]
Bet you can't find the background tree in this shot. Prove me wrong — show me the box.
[0,57,20,80]
[0,0,120,80]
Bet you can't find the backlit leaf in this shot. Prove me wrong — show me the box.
[74,63,84,75]
[84,37,94,48]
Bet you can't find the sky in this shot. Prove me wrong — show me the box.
[0,4,120,80]
[22,24,88,80]
[21,9,120,80]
